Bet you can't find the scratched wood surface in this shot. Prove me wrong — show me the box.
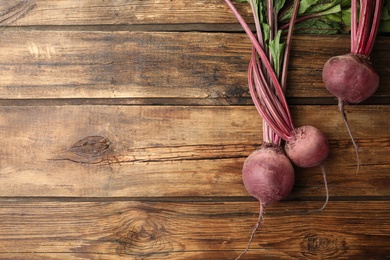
[0,31,389,101]
[0,1,389,259]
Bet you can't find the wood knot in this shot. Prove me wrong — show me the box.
[301,233,348,258]
[70,136,111,157]
[115,212,175,256]
[55,136,113,164]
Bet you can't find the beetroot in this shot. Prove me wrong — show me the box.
[322,54,379,103]
[223,1,329,258]
[321,1,384,173]
[237,144,295,260]
[285,125,330,168]
[322,0,383,103]
[242,144,295,204]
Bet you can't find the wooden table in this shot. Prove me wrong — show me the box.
[0,1,389,259]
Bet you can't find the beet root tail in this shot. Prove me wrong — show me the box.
[235,202,265,260]
[338,99,360,174]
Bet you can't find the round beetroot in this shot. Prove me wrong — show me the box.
[242,144,295,204]
[285,125,329,168]
[322,54,379,103]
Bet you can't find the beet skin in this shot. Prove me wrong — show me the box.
[242,144,295,204]
[322,54,379,103]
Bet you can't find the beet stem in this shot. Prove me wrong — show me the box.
[281,0,300,92]
[223,0,294,140]
[363,0,384,56]
[235,201,264,260]
[248,56,290,141]
[338,99,360,174]
[223,0,282,105]
[351,0,358,53]
[356,1,370,54]
[249,0,264,49]
[250,51,294,139]
[351,0,384,56]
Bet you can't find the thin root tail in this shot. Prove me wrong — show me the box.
[338,99,360,174]
[235,202,264,260]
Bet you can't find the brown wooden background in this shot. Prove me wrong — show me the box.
[0,1,389,259]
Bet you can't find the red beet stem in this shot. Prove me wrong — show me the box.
[364,0,384,56]
[351,0,384,56]
[281,0,300,92]
[224,0,300,142]
[249,50,295,141]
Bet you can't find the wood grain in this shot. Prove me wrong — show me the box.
[0,0,252,26]
[0,105,388,198]
[0,1,389,259]
[0,31,389,101]
[0,200,388,259]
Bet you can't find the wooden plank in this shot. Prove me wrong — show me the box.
[0,200,388,259]
[0,0,252,26]
[0,2,388,260]
[0,105,388,197]
[0,31,389,101]
[0,30,249,100]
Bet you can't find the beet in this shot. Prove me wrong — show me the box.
[321,1,384,174]
[322,54,379,103]
[223,1,329,258]
[285,125,330,168]
[236,144,295,260]
[242,144,295,204]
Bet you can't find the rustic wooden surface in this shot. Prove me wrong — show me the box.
[0,1,389,259]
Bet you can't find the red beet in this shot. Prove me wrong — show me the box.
[322,54,379,103]
[321,1,384,174]
[285,125,330,168]
[223,1,328,258]
[236,144,295,260]
[242,144,295,204]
